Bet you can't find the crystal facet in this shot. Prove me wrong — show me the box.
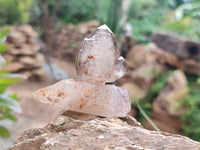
[35,79,130,117]
[34,25,131,117]
[76,25,127,83]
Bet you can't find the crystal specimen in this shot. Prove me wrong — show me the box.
[76,25,127,83]
[34,25,131,117]
[35,79,130,117]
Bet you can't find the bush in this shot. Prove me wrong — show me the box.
[133,71,200,141]
[0,28,26,137]
[162,1,200,41]
[128,0,168,43]
[181,75,200,141]
[0,0,33,25]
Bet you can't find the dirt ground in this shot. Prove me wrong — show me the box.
[0,57,77,149]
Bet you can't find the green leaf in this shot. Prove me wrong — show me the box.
[0,44,8,53]
[0,126,10,137]
[0,28,9,40]
[0,77,24,87]
[0,93,22,113]
[0,86,6,94]
[0,70,11,75]
[9,93,19,101]
[0,97,12,106]
[0,112,17,122]
[7,114,17,121]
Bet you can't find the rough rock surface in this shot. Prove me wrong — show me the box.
[7,111,200,150]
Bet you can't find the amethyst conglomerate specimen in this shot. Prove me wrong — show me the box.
[34,25,131,117]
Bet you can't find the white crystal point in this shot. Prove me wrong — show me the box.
[34,79,131,117]
[97,24,114,35]
[114,56,128,80]
[76,24,127,83]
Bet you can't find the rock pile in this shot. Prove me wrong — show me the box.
[53,21,100,61]
[2,25,45,80]
[121,41,194,134]
[6,110,200,150]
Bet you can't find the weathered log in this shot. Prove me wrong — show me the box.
[152,33,200,61]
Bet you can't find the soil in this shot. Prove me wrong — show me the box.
[0,57,77,149]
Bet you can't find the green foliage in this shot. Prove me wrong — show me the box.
[93,0,112,27]
[163,16,200,41]
[181,75,200,141]
[31,0,121,32]
[0,126,10,137]
[56,0,96,24]
[102,0,122,33]
[127,0,199,43]
[31,0,197,39]
[28,0,200,42]
[136,71,200,141]
[31,0,102,24]
[0,0,33,25]
[128,1,168,43]
[162,1,200,41]
[156,0,186,8]
[0,28,25,137]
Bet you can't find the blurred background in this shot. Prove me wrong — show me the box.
[0,0,200,148]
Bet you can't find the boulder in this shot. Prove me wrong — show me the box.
[152,32,200,60]
[130,62,168,90]
[145,100,183,134]
[4,62,25,72]
[19,56,36,66]
[7,31,26,44]
[18,25,38,37]
[147,43,200,74]
[122,82,146,100]
[7,110,200,150]
[126,45,147,69]
[155,70,188,117]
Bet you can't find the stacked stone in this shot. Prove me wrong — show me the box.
[54,21,100,61]
[3,25,45,80]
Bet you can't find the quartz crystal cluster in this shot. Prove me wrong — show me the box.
[34,25,131,117]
